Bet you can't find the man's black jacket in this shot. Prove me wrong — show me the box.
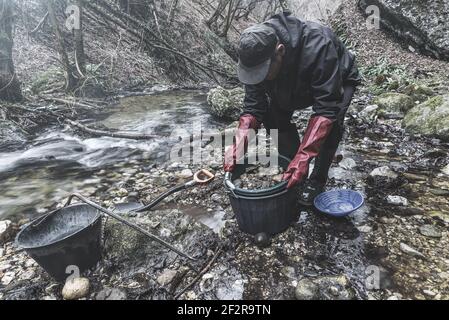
[242,12,362,122]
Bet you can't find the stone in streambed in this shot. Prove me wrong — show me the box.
[400,243,426,259]
[419,225,442,238]
[295,275,355,300]
[96,287,127,300]
[157,269,178,286]
[370,166,398,179]
[386,195,408,206]
[373,93,415,119]
[62,277,90,300]
[206,86,244,120]
[404,95,449,140]
[0,220,14,245]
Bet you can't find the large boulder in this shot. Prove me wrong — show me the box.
[359,0,449,61]
[373,92,415,118]
[403,95,449,140]
[206,86,244,120]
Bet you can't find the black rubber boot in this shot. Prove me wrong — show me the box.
[308,122,344,184]
[298,179,326,206]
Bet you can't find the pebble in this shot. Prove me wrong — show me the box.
[387,195,408,206]
[210,193,222,203]
[177,169,193,179]
[295,278,318,300]
[62,277,90,300]
[339,158,357,170]
[156,269,178,286]
[0,220,13,245]
[370,166,398,179]
[441,164,449,176]
[400,243,426,259]
[96,288,127,300]
[20,269,36,280]
[423,289,437,297]
[1,271,15,286]
[0,248,4,258]
[357,225,372,233]
[116,188,128,197]
[419,225,442,238]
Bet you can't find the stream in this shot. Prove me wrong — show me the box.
[0,90,224,220]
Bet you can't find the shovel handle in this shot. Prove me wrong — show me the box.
[64,193,197,261]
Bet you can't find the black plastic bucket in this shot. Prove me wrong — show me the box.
[224,155,299,235]
[15,204,102,281]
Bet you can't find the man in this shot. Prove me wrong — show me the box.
[224,11,361,206]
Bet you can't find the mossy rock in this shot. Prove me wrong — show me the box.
[373,92,415,118]
[206,86,244,120]
[403,95,449,140]
[403,84,435,103]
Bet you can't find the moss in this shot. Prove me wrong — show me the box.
[422,95,444,110]
[373,92,415,115]
[30,67,64,94]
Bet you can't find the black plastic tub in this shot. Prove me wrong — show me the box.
[15,204,102,281]
[224,155,299,235]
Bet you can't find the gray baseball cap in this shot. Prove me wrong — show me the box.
[237,24,278,85]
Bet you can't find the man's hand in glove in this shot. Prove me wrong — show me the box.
[282,116,334,188]
[223,114,260,172]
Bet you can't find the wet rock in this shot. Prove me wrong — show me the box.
[156,269,178,286]
[359,105,379,121]
[295,278,318,300]
[419,225,442,238]
[386,195,408,206]
[357,225,372,233]
[115,188,128,197]
[1,271,15,286]
[404,84,435,103]
[442,164,449,176]
[210,193,222,203]
[62,277,90,300]
[0,220,13,245]
[295,275,355,300]
[423,289,437,298]
[206,86,244,120]
[404,95,449,139]
[400,243,426,259]
[339,157,357,170]
[369,166,398,179]
[96,288,127,300]
[373,93,414,119]
[177,169,193,179]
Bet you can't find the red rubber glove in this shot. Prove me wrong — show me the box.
[282,116,334,188]
[224,114,260,172]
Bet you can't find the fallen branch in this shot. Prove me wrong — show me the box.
[29,11,49,35]
[174,245,223,300]
[65,118,158,140]
[40,97,96,109]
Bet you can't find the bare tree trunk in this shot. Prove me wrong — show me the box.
[46,0,77,92]
[0,0,22,102]
[74,0,86,77]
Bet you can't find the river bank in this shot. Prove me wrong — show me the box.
[1,82,448,300]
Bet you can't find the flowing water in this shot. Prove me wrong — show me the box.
[0,90,223,220]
